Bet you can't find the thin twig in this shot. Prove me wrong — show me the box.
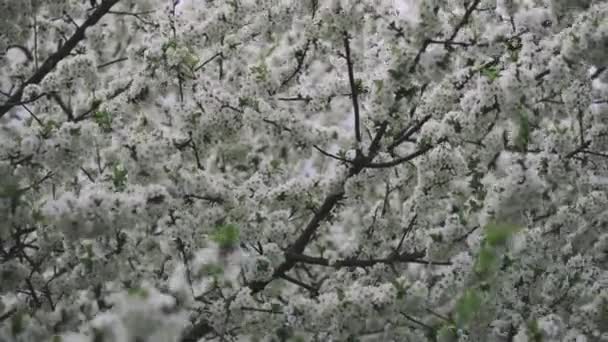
[97,57,128,69]
[277,273,319,295]
[365,142,438,169]
[195,52,222,72]
[312,145,354,164]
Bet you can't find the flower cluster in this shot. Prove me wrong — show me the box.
[1,0,608,341]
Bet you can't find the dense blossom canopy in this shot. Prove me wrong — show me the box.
[1,0,608,341]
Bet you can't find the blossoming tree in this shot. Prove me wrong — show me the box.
[1,0,608,341]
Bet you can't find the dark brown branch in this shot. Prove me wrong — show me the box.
[396,214,417,253]
[97,57,128,69]
[0,0,122,117]
[20,170,54,192]
[277,273,319,295]
[247,125,390,295]
[25,278,41,307]
[313,145,354,164]
[365,141,440,169]
[388,114,433,151]
[80,167,95,182]
[180,320,215,342]
[453,225,479,243]
[0,308,17,322]
[591,66,606,80]
[582,150,608,159]
[62,12,81,30]
[408,0,481,72]
[276,95,312,102]
[565,140,591,159]
[189,133,205,171]
[342,32,362,145]
[427,39,485,47]
[20,104,44,126]
[400,312,435,331]
[262,118,293,133]
[49,92,74,120]
[195,52,222,72]
[446,0,482,42]
[409,39,433,72]
[74,80,132,121]
[275,40,311,92]
[285,250,451,268]
[1,92,48,108]
[368,121,389,156]
[240,306,283,314]
[184,194,224,204]
[107,10,157,26]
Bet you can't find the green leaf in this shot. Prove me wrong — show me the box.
[264,43,279,57]
[430,233,443,242]
[270,159,281,170]
[256,258,271,272]
[354,78,367,93]
[40,119,59,138]
[84,242,94,258]
[184,53,200,69]
[112,164,128,191]
[457,208,467,225]
[556,125,568,135]
[82,257,93,273]
[162,39,178,51]
[211,224,240,249]
[93,110,112,132]
[387,62,407,80]
[0,182,20,199]
[238,96,260,111]
[51,335,63,342]
[80,243,95,273]
[373,79,384,93]
[474,246,498,278]
[599,299,608,327]
[481,66,500,81]
[11,311,24,336]
[127,287,149,299]
[436,324,457,342]
[32,208,45,223]
[0,182,22,213]
[69,126,81,136]
[346,335,361,342]
[250,63,269,82]
[200,263,224,280]
[455,289,482,327]
[527,319,543,342]
[484,221,521,247]
[337,288,345,301]
[569,32,579,43]
[271,303,282,312]
[92,328,105,342]
[390,278,406,299]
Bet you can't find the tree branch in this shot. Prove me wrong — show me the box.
[388,114,433,151]
[285,250,451,268]
[343,32,362,145]
[0,0,122,117]
[313,145,354,164]
[365,140,441,169]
